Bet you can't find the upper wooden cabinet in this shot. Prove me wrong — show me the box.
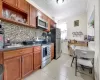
[30,5,37,27]
[22,53,33,78]
[4,56,21,80]
[42,13,48,21]
[17,0,29,13]
[3,0,17,7]
[1,0,54,28]
[51,20,56,28]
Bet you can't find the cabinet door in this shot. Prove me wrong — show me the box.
[51,43,54,60]
[18,0,29,13]
[3,0,17,7]
[30,5,37,27]
[45,17,50,32]
[42,13,48,21]
[0,52,3,64]
[4,57,21,80]
[34,52,41,70]
[22,53,33,77]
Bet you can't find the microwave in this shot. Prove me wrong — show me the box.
[36,17,48,30]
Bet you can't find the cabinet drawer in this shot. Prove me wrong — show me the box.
[34,46,41,52]
[4,50,21,60]
[20,47,33,54]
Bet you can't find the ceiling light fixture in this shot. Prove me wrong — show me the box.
[57,0,64,4]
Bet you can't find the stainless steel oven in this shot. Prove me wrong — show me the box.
[41,44,51,68]
[36,17,48,29]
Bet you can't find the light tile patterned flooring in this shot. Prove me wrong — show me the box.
[24,54,93,80]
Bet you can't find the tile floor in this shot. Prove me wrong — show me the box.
[24,53,93,80]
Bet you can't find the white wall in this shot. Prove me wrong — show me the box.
[87,0,100,80]
[66,13,87,41]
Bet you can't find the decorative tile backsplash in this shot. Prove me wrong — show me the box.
[1,21,44,42]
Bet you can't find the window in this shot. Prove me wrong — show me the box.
[57,23,67,40]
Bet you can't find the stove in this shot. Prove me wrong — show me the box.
[41,44,51,68]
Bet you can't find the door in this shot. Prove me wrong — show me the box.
[3,0,17,7]
[17,0,29,13]
[34,52,41,70]
[30,5,37,27]
[4,56,21,80]
[22,53,33,77]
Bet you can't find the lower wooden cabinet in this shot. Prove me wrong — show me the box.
[34,52,41,70]
[51,43,54,60]
[4,56,21,80]
[22,53,33,78]
[3,46,41,80]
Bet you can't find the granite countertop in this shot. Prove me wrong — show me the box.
[0,44,42,52]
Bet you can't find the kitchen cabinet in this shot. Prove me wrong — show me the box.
[4,56,21,80]
[0,1,2,17]
[50,20,56,28]
[0,52,3,64]
[30,5,37,27]
[22,53,33,78]
[33,46,41,70]
[51,43,54,60]
[17,0,29,13]
[42,13,48,21]
[34,52,41,70]
[3,0,17,7]
[47,18,51,31]
[1,46,41,80]
[45,17,50,32]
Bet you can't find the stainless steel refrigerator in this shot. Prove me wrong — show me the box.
[50,28,61,59]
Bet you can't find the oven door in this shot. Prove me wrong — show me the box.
[42,46,50,61]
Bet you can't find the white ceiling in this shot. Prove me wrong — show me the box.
[31,0,87,20]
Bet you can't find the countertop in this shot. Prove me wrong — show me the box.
[0,44,42,52]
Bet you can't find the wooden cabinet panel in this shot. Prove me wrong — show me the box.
[51,43,54,60]
[18,0,29,13]
[22,53,33,77]
[0,52,3,64]
[0,1,3,17]
[48,18,51,31]
[3,0,17,7]
[50,20,56,28]
[4,50,21,60]
[34,46,41,53]
[30,5,37,27]
[20,47,33,55]
[45,17,50,32]
[34,52,41,70]
[4,56,21,80]
[42,13,48,21]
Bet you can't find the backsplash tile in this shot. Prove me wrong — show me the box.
[1,21,44,42]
